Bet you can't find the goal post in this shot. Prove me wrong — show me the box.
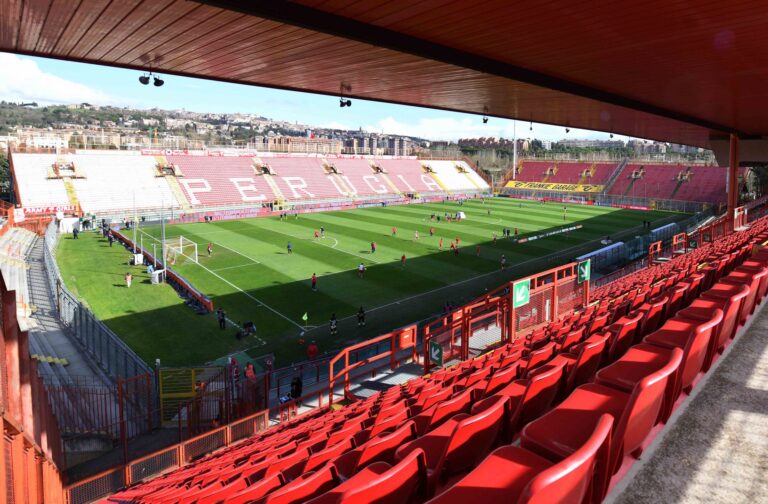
[164,235,198,265]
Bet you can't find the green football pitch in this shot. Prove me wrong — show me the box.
[57,198,685,367]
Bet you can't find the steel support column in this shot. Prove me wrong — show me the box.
[727,134,739,220]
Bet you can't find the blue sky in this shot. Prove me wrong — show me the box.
[0,51,618,142]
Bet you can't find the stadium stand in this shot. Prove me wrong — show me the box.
[0,227,37,329]
[327,158,399,197]
[167,155,278,206]
[265,157,349,200]
[517,161,619,186]
[11,152,490,214]
[607,163,726,203]
[70,154,180,213]
[10,153,73,208]
[100,213,768,503]
[375,159,446,194]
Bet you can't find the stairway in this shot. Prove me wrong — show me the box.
[623,177,637,196]
[603,158,629,194]
[670,179,685,199]
[63,178,80,208]
[378,173,402,195]
[165,176,191,210]
[427,171,449,192]
[263,174,286,200]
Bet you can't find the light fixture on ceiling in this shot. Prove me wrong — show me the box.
[138,73,150,85]
[529,121,533,132]
[565,127,570,134]
[609,133,614,138]
[482,106,489,124]
[339,82,352,108]
[153,76,164,87]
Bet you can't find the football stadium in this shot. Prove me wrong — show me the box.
[1,2,768,504]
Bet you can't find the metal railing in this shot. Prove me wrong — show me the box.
[43,221,153,381]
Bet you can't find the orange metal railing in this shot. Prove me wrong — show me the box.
[328,325,418,405]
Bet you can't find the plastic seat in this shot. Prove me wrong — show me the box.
[555,327,585,353]
[428,414,613,504]
[368,407,410,439]
[740,260,768,302]
[564,332,610,390]
[522,342,556,373]
[495,359,566,434]
[221,473,286,504]
[412,388,473,435]
[306,448,428,504]
[664,283,689,318]
[644,309,723,394]
[522,347,683,499]
[283,438,355,481]
[477,361,520,398]
[333,421,417,480]
[721,270,762,321]
[260,463,341,504]
[605,311,643,362]
[635,294,668,340]
[395,396,508,494]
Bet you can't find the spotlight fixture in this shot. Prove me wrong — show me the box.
[482,106,489,124]
[339,82,352,108]
[565,127,570,133]
[153,76,164,87]
[529,121,533,132]
[138,74,150,85]
[482,115,489,124]
[609,133,614,138]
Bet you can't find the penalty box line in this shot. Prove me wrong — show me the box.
[136,229,303,330]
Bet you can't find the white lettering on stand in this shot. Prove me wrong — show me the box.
[180,179,212,204]
[230,178,267,202]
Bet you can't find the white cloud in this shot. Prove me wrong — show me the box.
[0,53,116,106]
[365,116,617,142]
[320,121,352,130]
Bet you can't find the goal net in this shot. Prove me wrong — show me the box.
[164,236,198,265]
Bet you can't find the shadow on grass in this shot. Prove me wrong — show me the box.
[98,209,688,366]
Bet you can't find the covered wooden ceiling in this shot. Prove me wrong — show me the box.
[2,0,767,148]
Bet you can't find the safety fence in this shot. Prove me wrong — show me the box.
[328,325,418,405]
[0,271,67,503]
[423,262,588,374]
[64,408,269,504]
[499,189,712,213]
[43,221,153,381]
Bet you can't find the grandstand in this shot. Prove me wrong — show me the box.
[504,161,729,208]
[10,152,490,215]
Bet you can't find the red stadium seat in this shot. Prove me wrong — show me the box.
[605,311,643,361]
[521,347,683,498]
[495,359,567,433]
[563,332,610,390]
[643,309,723,395]
[306,448,428,504]
[260,463,341,504]
[333,421,418,480]
[412,388,473,435]
[427,414,613,504]
[395,396,508,494]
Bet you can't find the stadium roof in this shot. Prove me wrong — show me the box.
[2,0,767,150]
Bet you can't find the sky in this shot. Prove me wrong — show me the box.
[0,51,620,143]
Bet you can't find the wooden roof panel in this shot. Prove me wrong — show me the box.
[3,0,767,147]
